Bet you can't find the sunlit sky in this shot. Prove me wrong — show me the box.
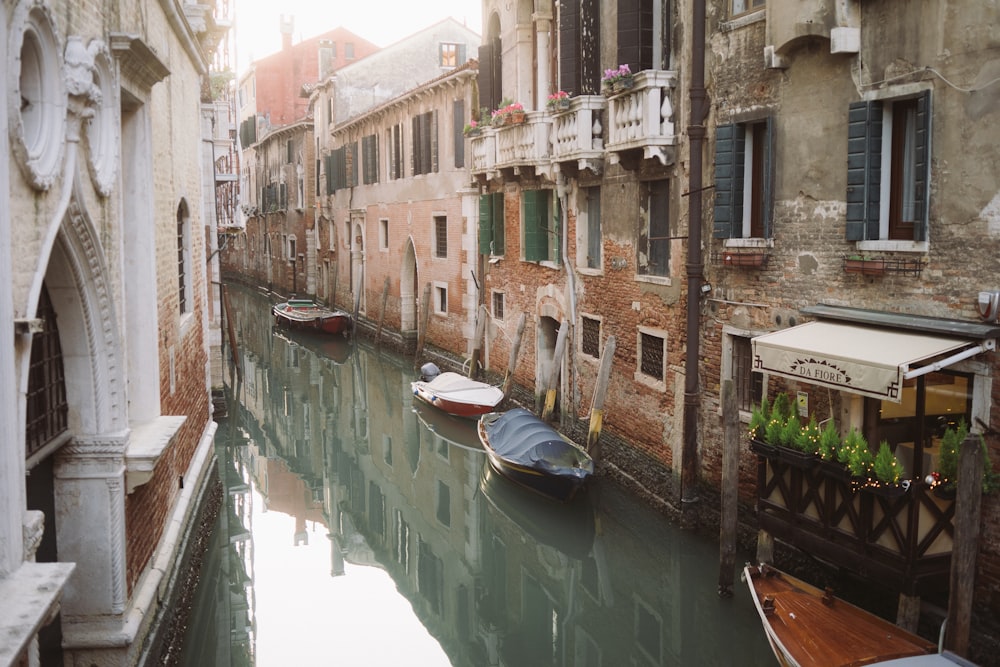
[251,488,451,665]
[233,0,483,75]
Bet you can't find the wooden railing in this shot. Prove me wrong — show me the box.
[750,439,955,595]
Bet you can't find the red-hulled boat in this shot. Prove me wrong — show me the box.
[411,371,504,418]
[273,299,351,335]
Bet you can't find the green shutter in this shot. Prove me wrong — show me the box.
[713,123,736,238]
[913,90,930,242]
[492,192,505,254]
[523,190,548,262]
[479,195,493,254]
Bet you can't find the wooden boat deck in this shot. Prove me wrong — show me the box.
[745,564,938,667]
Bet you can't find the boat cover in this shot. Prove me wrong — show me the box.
[484,408,594,474]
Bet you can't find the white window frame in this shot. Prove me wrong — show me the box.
[634,326,667,391]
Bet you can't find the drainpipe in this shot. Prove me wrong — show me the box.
[557,174,577,421]
[681,0,708,518]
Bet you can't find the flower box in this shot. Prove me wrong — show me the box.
[843,257,886,276]
[723,251,768,268]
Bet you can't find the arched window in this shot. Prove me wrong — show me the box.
[26,283,68,459]
[177,200,192,315]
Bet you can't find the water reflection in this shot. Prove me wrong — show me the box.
[182,284,775,666]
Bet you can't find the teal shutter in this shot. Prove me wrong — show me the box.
[713,123,735,238]
[479,195,493,254]
[846,101,882,241]
[523,190,548,262]
[913,90,930,242]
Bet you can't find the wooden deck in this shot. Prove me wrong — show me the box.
[744,563,938,667]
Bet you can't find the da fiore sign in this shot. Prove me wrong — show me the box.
[751,321,974,403]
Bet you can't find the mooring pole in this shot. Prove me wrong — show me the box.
[586,336,616,459]
[945,432,984,655]
[501,313,527,400]
[718,380,739,596]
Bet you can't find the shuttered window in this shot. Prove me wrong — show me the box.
[362,134,379,184]
[618,0,665,73]
[523,190,560,264]
[477,37,502,114]
[412,111,438,176]
[713,117,774,239]
[846,91,930,242]
[478,192,505,255]
[453,100,465,168]
[639,180,669,276]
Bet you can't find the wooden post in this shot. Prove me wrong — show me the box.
[414,282,431,360]
[945,432,984,656]
[586,336,616,458]
[468,304,488,377]
[376,276,390,347]
[756,531,774,565]
[541,320,569,421]
[501,313,526,399]
[718,379,739,597]
[351,272,362,338]
[331,261,339,309]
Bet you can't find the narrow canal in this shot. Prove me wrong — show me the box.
[178,284,776,666]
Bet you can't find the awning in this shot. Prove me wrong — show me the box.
[752,321,996,402]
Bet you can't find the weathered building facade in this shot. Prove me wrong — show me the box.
[306,18,482,348]
[0,0,226,663]
[469,0,687,465]
[698,0,1000,655]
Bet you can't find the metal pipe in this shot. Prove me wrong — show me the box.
[682,0,709,511]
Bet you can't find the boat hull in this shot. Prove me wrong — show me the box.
[273,301,350,335]
[411,372,503,418]
[477,409,593,502]
[744,564,938,667]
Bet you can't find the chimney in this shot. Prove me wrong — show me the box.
[280,15,294,50]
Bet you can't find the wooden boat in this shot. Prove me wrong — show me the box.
[477,408,594,502]
[272,298,350,335]
[743,563,939,667]
[411,371,504,418]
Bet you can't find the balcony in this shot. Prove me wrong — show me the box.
[549,95,606,175]
[605,70,678,167]
[469,112,553,182]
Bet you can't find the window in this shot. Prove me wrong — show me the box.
[411,111,438,175]
[345,42,355,60]
[581,316,601,358]
[583,186,602,269]
[433,282,448,314]
[559,0,602,95]
[177,202,191,315]
[479,192,505,256]
[436,481,451,526]
[439,43,465,68]
[388,123,404,180]
[714,118,774,240]
[639,180,669,276]
[846,92,931,243]
[434,216,448,258]
[25,283,68,459]
[637,328,666,385]
[362,134,379,184]
[492,291,505,321]
[635,598,663,664]
[731,0,765,15]
[393,510,409,571]
[346,141,359,187]
[523,189,560,264]
[617,0,668,73]
[477,33,503,115]
[379,218,389,250]
[326,148,348,193]
[287,236,296,260]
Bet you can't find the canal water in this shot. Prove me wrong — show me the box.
[179,284,776,666]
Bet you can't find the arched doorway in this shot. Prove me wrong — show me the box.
[401,238,417,334]
[351,217,366,315]
[536,315,561,414]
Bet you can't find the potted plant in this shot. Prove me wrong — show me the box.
[602,64,634,94]
[864,441,908,496]
[492,98,526,126]
[463,120,481,137]
[723,250,769,268]
[546,90,571,111]
[929,420,999,497]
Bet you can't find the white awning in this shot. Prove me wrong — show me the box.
[752,321,995,402]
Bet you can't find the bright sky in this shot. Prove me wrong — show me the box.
[233,0,482,75]
[251,488,451,665]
